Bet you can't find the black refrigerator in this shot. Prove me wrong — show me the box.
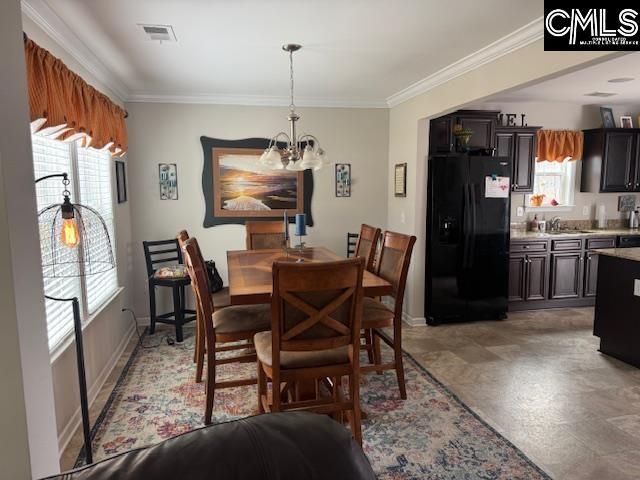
[426,153,511,325]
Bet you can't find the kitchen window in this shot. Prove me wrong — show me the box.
[32,133,118,352]
[529,160,576,209]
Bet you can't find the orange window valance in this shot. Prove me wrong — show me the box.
[536,129,583,162]
[24,38,127,155]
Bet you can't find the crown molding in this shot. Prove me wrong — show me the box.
[126,93,389,108]
[21,0,129,104]
[386,17,544,108]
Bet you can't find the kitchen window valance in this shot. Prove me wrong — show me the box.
[536,129,583,162]
[24,37,127,155]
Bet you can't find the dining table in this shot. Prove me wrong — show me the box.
[226,246,392,305]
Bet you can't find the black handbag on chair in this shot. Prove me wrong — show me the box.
[205,260,224,293]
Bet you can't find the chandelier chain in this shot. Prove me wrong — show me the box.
[289,49,295,113]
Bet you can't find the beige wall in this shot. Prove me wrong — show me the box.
[125,103,389,316]
[1,0,59,477]
[388,40,619,320]
[472,100,640,223]
[22,17,135,456]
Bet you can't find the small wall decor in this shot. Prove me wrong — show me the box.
[620,116,634,128]
[200,137,314,227]
[335,163,351,197]
[618,194,636,212]
[115,160,127,203]
[498,113,527,127]
[159,163,178,200]
[600,107,616,128]
[394,163,407,197]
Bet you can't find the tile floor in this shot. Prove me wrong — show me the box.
[61,307,640,479]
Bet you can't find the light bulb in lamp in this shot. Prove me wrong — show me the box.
[60,196,79,248]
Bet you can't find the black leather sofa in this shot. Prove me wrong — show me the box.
[42,412,376,479]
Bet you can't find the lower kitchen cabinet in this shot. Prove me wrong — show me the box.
[509,236,616,310]
[508,255,526,302]
[508,252,548,303]
[526,254,548,300]
[550,252,583,299]
[584,251,600,297]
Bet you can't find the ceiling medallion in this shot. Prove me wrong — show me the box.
[259,44,329,171]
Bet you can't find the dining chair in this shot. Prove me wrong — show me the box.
[182,237,271,424]
[355,224,381,273]
[245,221,287,250]
[254,257,365,444]
[346,232,358,258]
[143,239,196,342]
[360,231,416,400]
[177,230,230,381]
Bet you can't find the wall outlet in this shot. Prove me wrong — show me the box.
[583,206,590,216]
[635,279,640,297]
[400,212,406,224]
[516,206,525,217]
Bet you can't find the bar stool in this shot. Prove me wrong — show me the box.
[143,239,196,342]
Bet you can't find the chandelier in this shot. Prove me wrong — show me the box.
[259,44,329,171]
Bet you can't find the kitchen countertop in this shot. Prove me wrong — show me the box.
[594,247,640,262]
[511,228,640,240]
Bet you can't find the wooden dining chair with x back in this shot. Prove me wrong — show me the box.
[245,221,287,250]
[254,257,365,444]
[177,230,230,381]
[360,231,416,400]
[183,237,271,424]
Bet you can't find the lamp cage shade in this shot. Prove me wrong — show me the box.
[38,202,115,277]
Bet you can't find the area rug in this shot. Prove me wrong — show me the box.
[77,327,550,479]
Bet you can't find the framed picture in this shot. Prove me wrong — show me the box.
[600,107,616,128]
[620,115,633,128]
[335,163,351,197]
[394,163,407,197]
[201,137,314,227]
[159,163,178,200]
[618,194,636,212]
[115,160,127,203]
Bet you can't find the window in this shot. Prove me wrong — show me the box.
[531,160,576,208]
[32,134,118,352]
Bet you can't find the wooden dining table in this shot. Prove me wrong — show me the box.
[227,246,392,305]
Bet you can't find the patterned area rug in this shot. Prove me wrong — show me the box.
[78,327,550,479]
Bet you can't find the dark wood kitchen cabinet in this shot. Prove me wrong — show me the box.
[496,126,541,193]
[509,241,548,304]
[581,128,640,192]
[508,254,526,302]
[550,252,583,299]
[583,250,600,297]
[509,236,616,311]
[429,110,499,154]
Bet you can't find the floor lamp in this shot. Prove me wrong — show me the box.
[36,172,115,465]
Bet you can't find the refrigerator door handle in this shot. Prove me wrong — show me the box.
[462,183,471,269]
[469,183,477,268]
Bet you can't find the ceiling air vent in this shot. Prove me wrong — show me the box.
[137,24,177,42]
[584,92,618,97]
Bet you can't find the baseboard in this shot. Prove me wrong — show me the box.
[380,297,426,327]
[402,312,427,327]
[57,322,136,455]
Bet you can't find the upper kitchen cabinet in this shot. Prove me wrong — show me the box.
[429,110,499,154]
[581,128,640,193]
[496,126,541,193]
